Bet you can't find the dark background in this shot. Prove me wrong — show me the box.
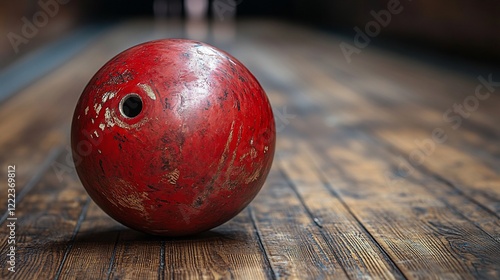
[1,0,499,69]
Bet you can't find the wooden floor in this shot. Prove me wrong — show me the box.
[1,19,499,279]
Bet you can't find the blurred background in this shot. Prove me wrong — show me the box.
[0,0,499,71]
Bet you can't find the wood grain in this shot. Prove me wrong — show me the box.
[164,211,271,279]
[56,202,124,280]
[307,134,500,279]
[249,167,351,279]
[276,144,404,279]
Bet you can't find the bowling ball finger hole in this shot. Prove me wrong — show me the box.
[120,94,143,118]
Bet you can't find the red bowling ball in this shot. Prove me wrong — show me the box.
[71,39,275,236]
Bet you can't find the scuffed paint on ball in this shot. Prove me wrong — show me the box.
[71,39,275,236]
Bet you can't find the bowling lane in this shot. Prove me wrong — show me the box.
[0,19,499,279]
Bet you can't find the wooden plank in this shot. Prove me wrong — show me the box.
[299,70,500,217]
[367,133,500,243]
[275,143,405,279]
[248,167,351,279]
[0,147,62,224]
[0,153,89,279]
[164,210,271,279]
[56,202,124,280]
[106,230,162,280]
[374,127,500,216]
[304,132,500,279]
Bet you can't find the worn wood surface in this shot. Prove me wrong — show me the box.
[0,19,499,279]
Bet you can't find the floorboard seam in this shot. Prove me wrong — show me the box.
[319,173,408,280]
[54,197,91,280]
[106,231,121,280]
[158,240,166,280]
[248,207,277,280]
[303,149,409,280]
[277,164,352,280]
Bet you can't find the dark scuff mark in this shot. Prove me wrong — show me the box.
[176,131,185,148]
[147,184,160,191]
[107,70,134,85]
[217,90,229,106]
[177,94,186,113]
[113,133,127,143]
[99,159,105,174]
[235,98,240,111]
[160,136,170,144]
[229,64,236,74]
[161,157,170,171]
[164,97,171,110]
[194,197,203,208]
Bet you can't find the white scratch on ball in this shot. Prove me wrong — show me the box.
[102,90,117,103]
[104,108,115,127]
[94,103,102,115]
[138,83,156,100]
[167,169,180,185]
[84,106,89,115]
[99,123,105,131]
